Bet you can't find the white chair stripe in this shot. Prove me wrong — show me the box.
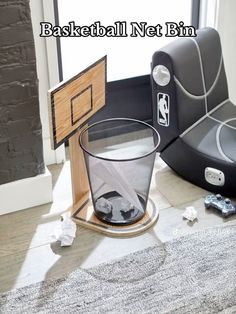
[215,118,236,163]
[180,98,229,138]
[174,55,222,100]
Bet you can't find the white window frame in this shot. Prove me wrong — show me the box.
[30,0,65,165]
[199,0,219,28]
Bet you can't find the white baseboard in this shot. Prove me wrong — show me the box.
[0,167,53,216]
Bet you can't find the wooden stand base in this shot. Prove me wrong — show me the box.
[71,198,159,237]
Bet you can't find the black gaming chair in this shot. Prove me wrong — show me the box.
[151,27,236,196]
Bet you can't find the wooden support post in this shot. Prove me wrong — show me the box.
[69,127,89,216]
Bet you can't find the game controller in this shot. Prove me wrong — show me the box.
[204,194,236,218]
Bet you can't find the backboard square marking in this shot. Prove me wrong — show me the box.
[71,85,93,126]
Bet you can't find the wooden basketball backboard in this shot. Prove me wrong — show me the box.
[48,56,107,149]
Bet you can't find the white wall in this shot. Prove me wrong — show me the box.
[216,0,236,104]
[30,0,65,165]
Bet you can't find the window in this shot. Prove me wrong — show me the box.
[57,0,194,81]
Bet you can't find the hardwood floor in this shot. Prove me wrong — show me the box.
[0,154,234,294]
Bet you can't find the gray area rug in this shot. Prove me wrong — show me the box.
[1,223,236,314]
